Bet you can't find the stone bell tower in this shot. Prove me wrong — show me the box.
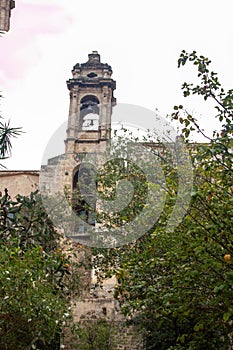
[65,51,116,156]
[40,54,143,350]
[40,51,116,213]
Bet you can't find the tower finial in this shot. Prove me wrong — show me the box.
[88,51,100,63]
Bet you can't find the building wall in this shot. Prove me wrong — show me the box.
[0,0,15,32]
[0,171,39,197]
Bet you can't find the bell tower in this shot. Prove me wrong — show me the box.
[40,52,116,209]
[65,51,116,156]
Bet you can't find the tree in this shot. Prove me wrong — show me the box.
[0,118,21,167]
[0,191,82,350]
[92,51,233,349]
[0,106,80,349]
[0,93,22,168]
[73,319,116,350]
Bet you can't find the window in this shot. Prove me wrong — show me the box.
[80,95,100,131]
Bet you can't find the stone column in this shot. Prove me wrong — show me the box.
[65,91,79,154]
[0,0,15,32]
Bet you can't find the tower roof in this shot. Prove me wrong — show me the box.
[67,51,116,92]
[73,51,112,72]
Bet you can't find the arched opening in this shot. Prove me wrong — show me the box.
[72,165,96,230]
[80,95,100,130]
[87,72,98,78]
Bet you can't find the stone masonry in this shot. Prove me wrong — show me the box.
[40,52,143,349]
[0,52,144,349]
[0,0,15,32]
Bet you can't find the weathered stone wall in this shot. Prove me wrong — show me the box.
[114,322,144,350]
[40,154,73,195]
[0,170,39,197]
[0,0,15,32]
[63,280,144,350]
[63,319,144,350]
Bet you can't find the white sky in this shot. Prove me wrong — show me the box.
[1,0,233,169]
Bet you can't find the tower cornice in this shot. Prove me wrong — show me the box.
[66,78,116,91]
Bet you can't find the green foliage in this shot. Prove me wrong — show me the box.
[0,95,22,168]
[92,51,233,349]
[0,119,22,163]
[0,190,58,251]
[0,88,78,349]
[97,158,148,227]
[73,320,116,350]
[0,244,68,350]
[0,191,79,350]
[72,145,148,231]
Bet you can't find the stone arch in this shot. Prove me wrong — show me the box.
[80,95,100,130]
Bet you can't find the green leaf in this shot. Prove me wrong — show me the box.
[223,312,231,322]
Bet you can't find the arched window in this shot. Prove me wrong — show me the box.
[80,95,100,131]
[87,72,97,78]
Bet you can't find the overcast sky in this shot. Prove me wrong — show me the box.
[0,0,232,169]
